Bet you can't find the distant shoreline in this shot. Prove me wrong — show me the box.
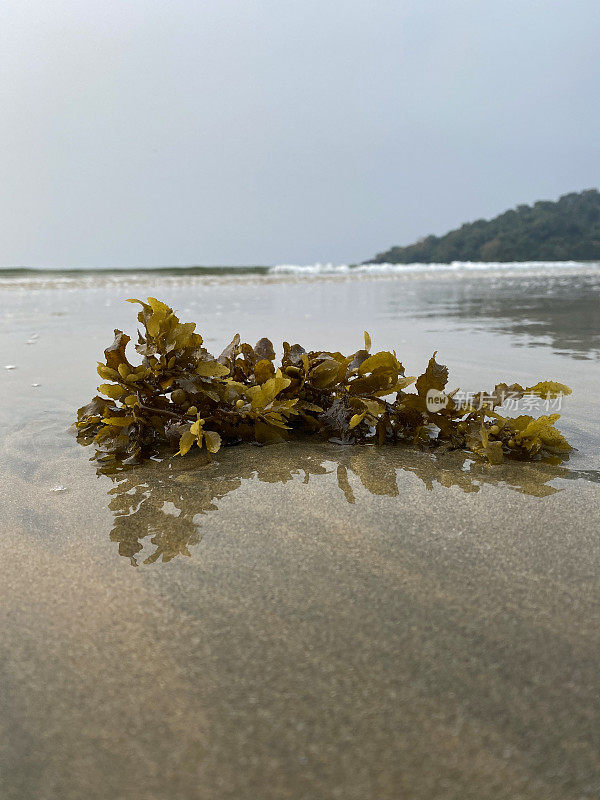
[1,260,599,291]
[2,259,600,275]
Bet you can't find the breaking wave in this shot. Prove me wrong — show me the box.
[0,260,598,290]
[269,260,597,275]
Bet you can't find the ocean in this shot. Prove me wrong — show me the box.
[1,260,600,799]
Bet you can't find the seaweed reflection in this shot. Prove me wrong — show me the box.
[99,443,591,565]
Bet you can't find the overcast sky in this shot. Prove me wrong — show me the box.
[1,1,599,267]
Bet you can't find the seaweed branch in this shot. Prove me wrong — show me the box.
[75,297,573,467]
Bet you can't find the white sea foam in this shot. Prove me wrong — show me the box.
[269,260,597,275]
[0,260,598,290]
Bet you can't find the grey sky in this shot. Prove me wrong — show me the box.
[1,0,599,267]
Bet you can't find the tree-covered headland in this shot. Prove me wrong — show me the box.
[368,189,600,264]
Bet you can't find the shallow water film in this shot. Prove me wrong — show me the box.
[1,265,600,800]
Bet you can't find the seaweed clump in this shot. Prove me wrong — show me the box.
[75,297,573,468]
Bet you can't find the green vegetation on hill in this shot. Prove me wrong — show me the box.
[369,189,600,263]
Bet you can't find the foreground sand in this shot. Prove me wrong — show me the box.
[1,269,599,798]
[1,440,600,800]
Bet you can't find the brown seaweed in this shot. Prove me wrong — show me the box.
[75,297,573,467]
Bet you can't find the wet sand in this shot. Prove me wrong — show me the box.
[1,268,599,799]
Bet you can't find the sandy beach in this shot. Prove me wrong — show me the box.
[1,265,599,799]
